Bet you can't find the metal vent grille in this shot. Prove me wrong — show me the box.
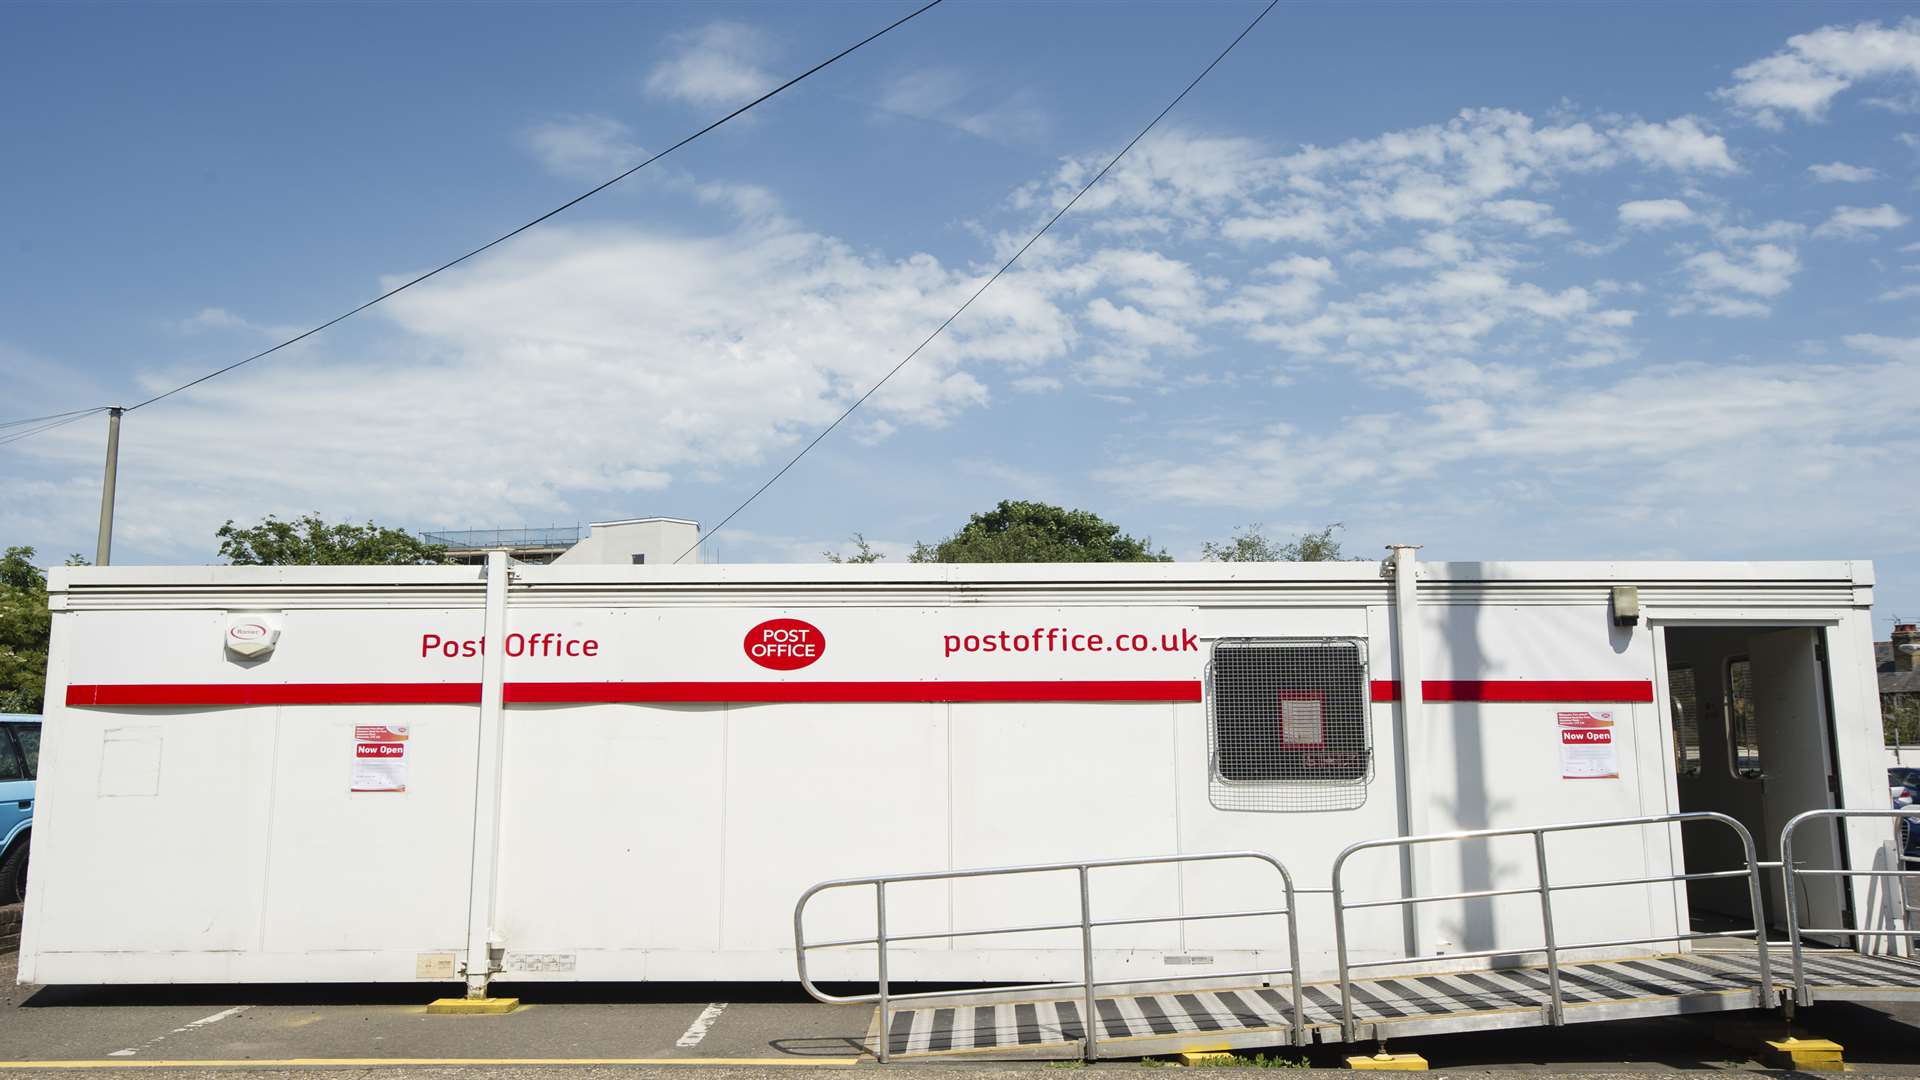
[1668,666,1701,777]
[1208,637,1371,813]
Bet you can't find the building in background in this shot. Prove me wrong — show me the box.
[422,518,701,566]
[1884,622,1919,705]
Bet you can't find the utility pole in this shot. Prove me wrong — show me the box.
[95,407,124,566]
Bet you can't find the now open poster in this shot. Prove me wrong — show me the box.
[351,724,409,793]
[1557,711,1618,779]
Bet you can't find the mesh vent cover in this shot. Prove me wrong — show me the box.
[1208,637,1372,813]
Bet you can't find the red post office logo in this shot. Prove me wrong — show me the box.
[744,618,825,671]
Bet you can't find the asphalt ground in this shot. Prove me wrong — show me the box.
[6,947,1920,1076]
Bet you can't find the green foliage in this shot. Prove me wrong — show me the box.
[1202,522,1355,562]
[909,500,1171,563]
[823,533,886,564]
[0,547,50,714]
[216,513,450,566]
[1888,696,1920,747]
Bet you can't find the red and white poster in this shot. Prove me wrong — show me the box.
[1557,710,1618,779]
[351,724,409,793]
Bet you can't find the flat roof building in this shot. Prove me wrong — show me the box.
[423,517,701,566]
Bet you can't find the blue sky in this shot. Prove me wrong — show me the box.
[2,2,1917,630]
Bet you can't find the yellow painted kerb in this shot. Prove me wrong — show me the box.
[1766,1037,1846,1072]
[426,996,521,1014]
[1347,1052,1429,1071]
[0,1058,864,1070]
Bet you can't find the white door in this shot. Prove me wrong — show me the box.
[1750,628,1845,935]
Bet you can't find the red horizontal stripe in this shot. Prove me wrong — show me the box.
[67,683,482,707]
[1370,679,1653,704]
[68,679,1203,707]
[69,678,1647,707]
[507,680,1202,704]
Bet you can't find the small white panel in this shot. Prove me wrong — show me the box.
[98,727,162,797]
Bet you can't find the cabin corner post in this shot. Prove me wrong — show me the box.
[464,550,512,997]
[1388,544,1433,956]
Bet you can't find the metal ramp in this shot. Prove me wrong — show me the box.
[797,809,1920,1062]
[866,947,1920,1060]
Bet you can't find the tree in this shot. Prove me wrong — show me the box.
[0,548,51,714]
[823,533,886,564]
[1889,696,1920,749]
[217,514,450,566]
[1202,522,1355,562]
[909,501,1170,563]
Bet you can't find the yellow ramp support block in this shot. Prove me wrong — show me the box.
[1178,1051,1238,1066]
[1765,1037,1845,1072]
[1347,1052,1428,1071]
[426,996,521,1015]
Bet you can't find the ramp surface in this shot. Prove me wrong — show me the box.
[873,948,1920,1059]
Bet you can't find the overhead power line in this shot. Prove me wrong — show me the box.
[676,0,1281,564]
[0,408,108,449]
[0,407,106,430]
[0,0,944,441]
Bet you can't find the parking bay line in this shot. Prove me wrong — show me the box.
[103,1005,251,1058]
[676,1002,729,1048]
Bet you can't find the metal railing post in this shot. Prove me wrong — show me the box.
[793,850,1304,1054]
[1730,817,1773,1004]
[1280,865,1305,1046]
[1780,817,1808,1006]
[1079,865,1097,1061]
[1331,849,1356,1043]
[1532,830,1564,1025]
[876,880,890,1063]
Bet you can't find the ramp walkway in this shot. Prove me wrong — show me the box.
[797,810,1920,1061]
[867,946,1920,1059]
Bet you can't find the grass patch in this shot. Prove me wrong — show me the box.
[1181,1052,1310,1068]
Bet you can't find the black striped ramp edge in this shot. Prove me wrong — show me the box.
[872,949,1920,1057]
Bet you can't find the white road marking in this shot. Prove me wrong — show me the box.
[675,1002,728,1048]
[104,1005,251,1058]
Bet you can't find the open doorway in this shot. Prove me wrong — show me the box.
[1663,626,1848,937]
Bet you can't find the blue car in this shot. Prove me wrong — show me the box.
[0,714,38,904]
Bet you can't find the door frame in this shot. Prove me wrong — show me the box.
[1649,616,1848,941]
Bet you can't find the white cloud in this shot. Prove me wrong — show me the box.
[1094,339,1920,527]
[1808,161,1880,183]
[1025,108,1740,257]
[1719,18,1920,125]
[10,204,1086,552]
[525,115,642,180]
[179,307,260,333]
[1082,297,1198,352]
[1615,118,1739,173]
[645,21,774,108]
[1222,205,1340,245]
[876,67,1047,143]
[1482,199,1572,236]
[1618,199,1696,228]
[1675,243,1800,317]
[1879,282,1920,302]
[1813,203,1911,238]
[1011,375,1062,394]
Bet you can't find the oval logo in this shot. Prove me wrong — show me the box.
[744,617,825,671]
[229,622,268,640]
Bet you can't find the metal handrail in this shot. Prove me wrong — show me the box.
[1330,811,1772,1043]
[1780,807,1920,1004]
[794,850,1302,1062]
